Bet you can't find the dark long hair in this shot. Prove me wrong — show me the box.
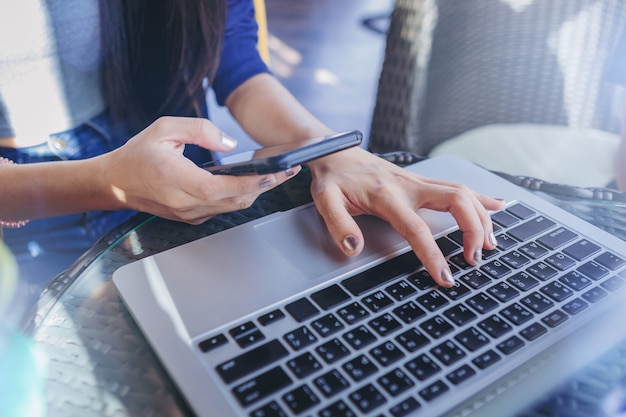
[99,0,227,132]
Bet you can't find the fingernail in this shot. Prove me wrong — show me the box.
[285,168,296,177]
[221,132,238,149]
[342,235,359,254]
[473,249,482,264]
[488,232,498,247]
[441,268,455,286]
[259,177,276,188]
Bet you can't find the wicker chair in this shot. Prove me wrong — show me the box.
[368,0,626,162]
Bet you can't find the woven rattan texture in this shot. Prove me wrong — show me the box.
[369,0,626,155]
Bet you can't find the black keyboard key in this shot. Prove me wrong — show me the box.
[370,340,405,366]
[562,298,589,315]
[437,236,460,256]
[500,251,531,269]
[314,369,350,398]
[527,262,558,281]
[536,227,578,250]
[460,270,492,289]
[349,384,387,413]
[559,270,592,291]
[198,333,228,353]
[419,380,449,402]
[417,290,449,312]
[405,354,441,380]
[487,282,520,303]
[232,366,292,407]
[250,400,288,417]
[217,339,289,384]
[431,340,466,366]
[318,400,356,417]
[520,322,547,341]
[472,349,501,369]
[396,328,430,352]
[447,364,477,385]
[311,284,350,310]
[455,327,489,351]
[369,313,402,337]
[492,211,520,228]
[287,352,322,379]
[444,304,478,326]
[343,355,378,382]
[393,301,426,324]
[542,310,569,328]
[439,282,471,300]
[230,321,265,348]
[316,338,350,364]
[520,292,554,314]
[507,203,536,220]
[507,271,540,292]
[343,325,377,350]
[478,315,512,338]
[582,286,608,303]
[285,298,319,323]
[595,252,626,271]
[449,253,473,270]
[258,309,286,327]
[447,229,464,245]
[518,241,549,259]
[342,252,421,296]
[336,302,370,325]
[362,291,394,312]
[496,233,518,251]
[602,275,626,292]
[284,326,317,351]
[497,335,525,355]
[283,384,319,414]
[481,259,512,279]
[311,314,345,337]
[577,261,610,281]
[378,368,415,397]
[500,303,534,326]
[541,281,574,302]
[467,293,499,314]
[420,315,454,339]
[385,280,417,301]
[508,216,556,242]
[563,239,601,261]
[389,396,421,417]
[408,269,437,289]
[544,253,576,271]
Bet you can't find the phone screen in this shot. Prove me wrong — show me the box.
[202,130,362,175]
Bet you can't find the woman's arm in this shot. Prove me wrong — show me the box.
[0,117,298,223]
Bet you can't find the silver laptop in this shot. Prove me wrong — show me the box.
[112,155,626,417]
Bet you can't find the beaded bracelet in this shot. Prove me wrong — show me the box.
[0,157,29,228]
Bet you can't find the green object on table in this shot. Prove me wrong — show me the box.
[0,241,47,417]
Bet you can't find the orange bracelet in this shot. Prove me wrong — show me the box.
[0,157,29,228]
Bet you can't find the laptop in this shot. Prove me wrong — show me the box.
[112,155,626,417]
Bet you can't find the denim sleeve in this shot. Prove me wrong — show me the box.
[607,27,626,86]
[212,0,271,106]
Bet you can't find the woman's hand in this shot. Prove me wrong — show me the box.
[101,117,299,224]
[307,146,504,288]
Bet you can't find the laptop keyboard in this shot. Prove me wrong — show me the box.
[197,202,626,417]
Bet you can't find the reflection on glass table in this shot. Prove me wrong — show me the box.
[21,158,626,417]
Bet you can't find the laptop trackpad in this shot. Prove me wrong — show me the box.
[253,203,456,281]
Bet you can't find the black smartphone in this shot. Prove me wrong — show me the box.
[202,130,363,175]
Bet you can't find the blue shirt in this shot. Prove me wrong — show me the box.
[213,0,271,106]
